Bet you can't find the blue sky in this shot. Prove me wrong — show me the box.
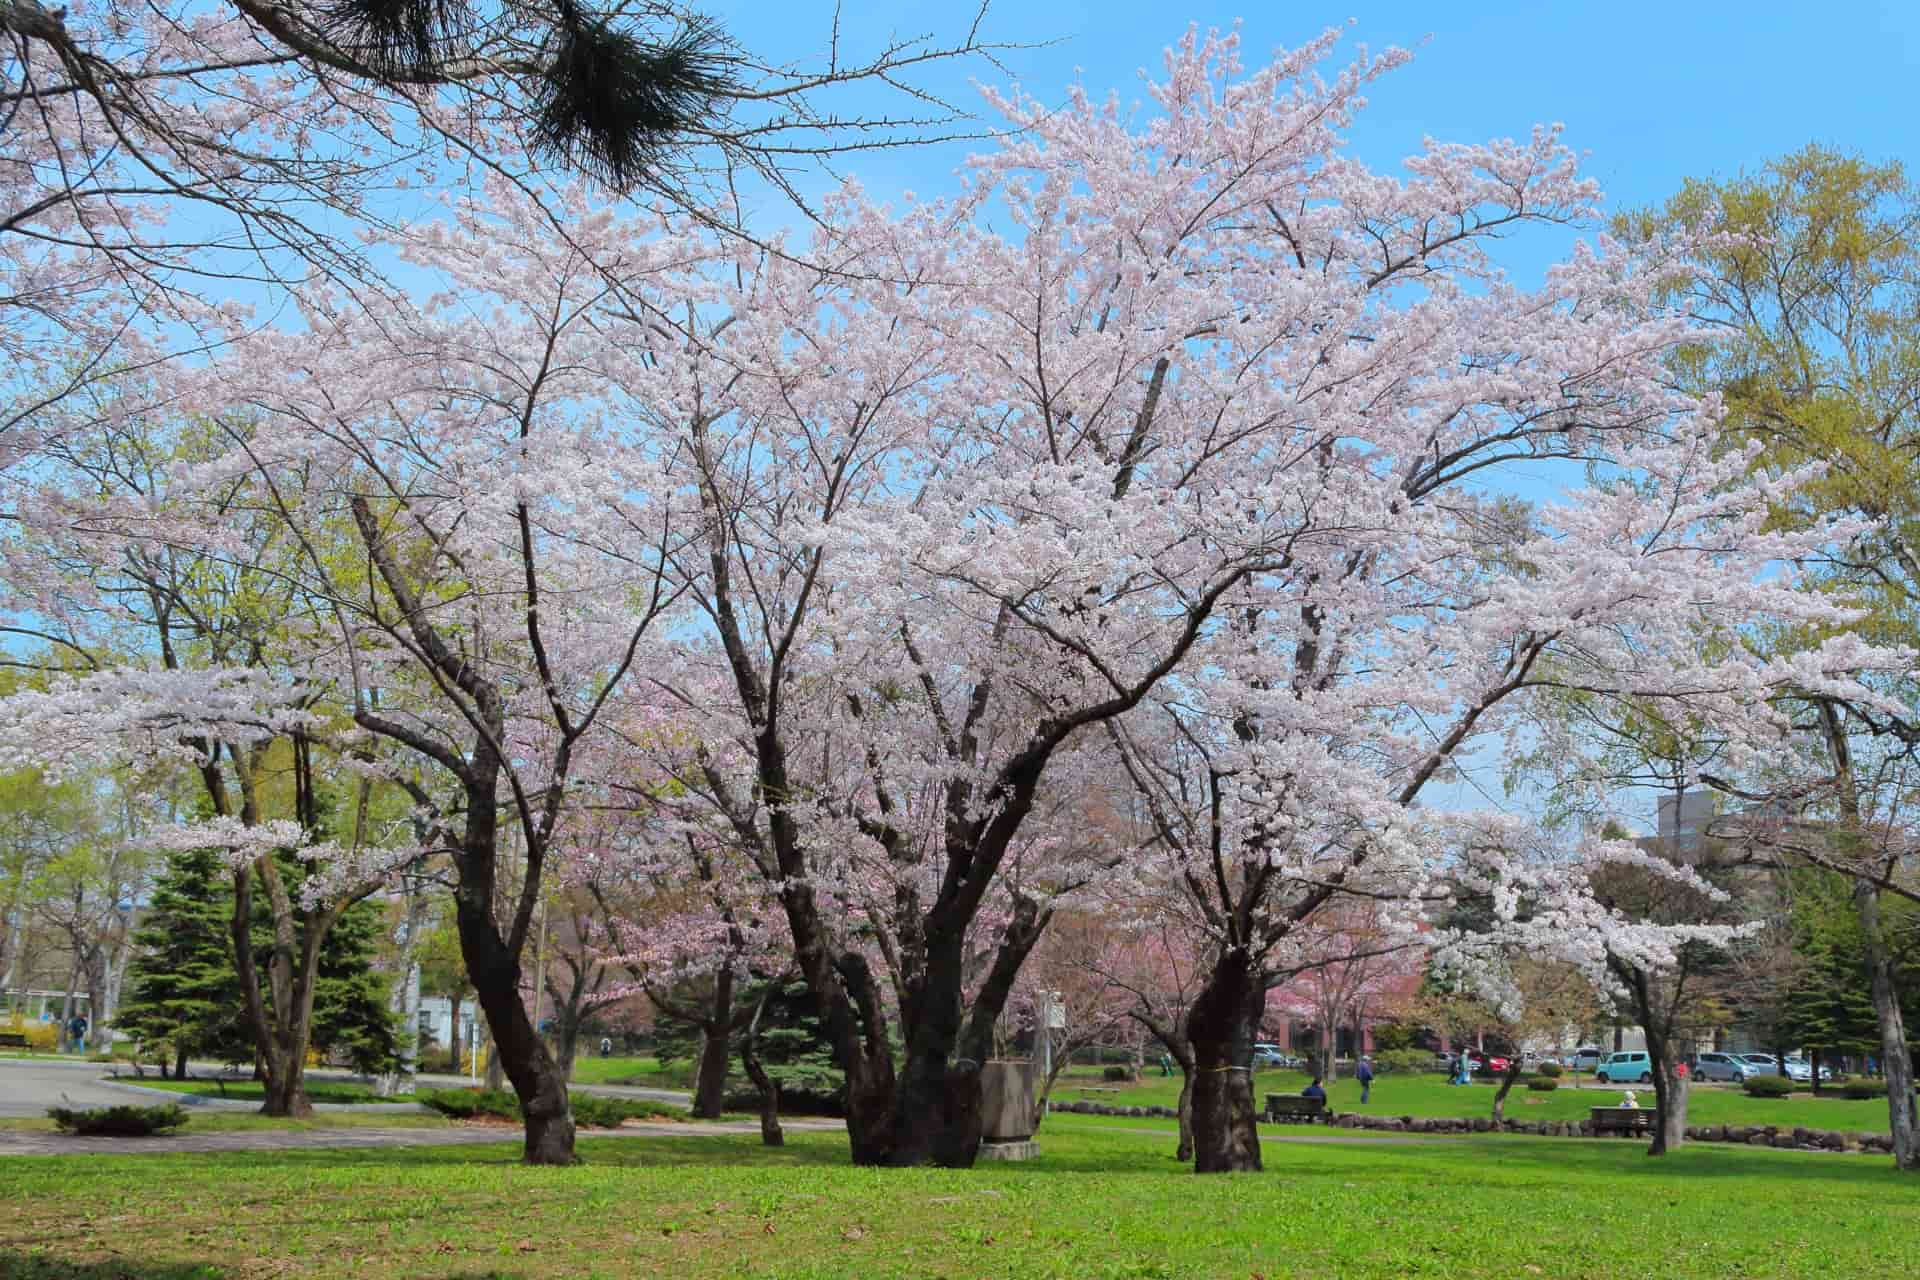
[708,0,1920,276]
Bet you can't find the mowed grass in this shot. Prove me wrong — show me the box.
[565,1055,689,1089]
[0,1111,451,1134]
[1054,1067,1903,1133]
[131,1078,393,1105]
[1,1124,1915,1279]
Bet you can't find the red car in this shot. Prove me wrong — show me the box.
[1467,1051,1512,1074]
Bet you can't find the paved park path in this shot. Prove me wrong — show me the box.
[0,1117,844,1157]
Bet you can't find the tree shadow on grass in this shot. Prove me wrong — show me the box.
[0,1253,229,1279]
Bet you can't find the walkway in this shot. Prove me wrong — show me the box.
[0,1117,840,1157]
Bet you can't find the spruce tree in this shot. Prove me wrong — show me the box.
[118,847,248,1077]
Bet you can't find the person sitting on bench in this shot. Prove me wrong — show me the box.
[1301,1077,1327,1102]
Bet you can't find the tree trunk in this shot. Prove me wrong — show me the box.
[447,993,462,1073]
[458,890,575,1165]
[172,1041,187,1081]
[1175,1064,1196,1162]
[1811,1047,1822,1097]
[1643,1028,1687,1156]
[1858,879,1918,1171]
[1187,949,1264,1174]
[1490,1059,1523,1122]
[741,985,783,1147]
[691,969,735,1119]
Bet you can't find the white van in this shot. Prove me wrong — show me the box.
[1596,1050,1653,1083]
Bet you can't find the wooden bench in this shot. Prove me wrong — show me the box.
[1078,1086,1123,1096]
[1591,1106,1654,1137]
[0,1031,33,1050]
[1265,1093,1328,1123]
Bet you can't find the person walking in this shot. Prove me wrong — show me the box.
[65,1013,88,1055]
[1356,1054,1374,1104]
[1158,1052,1172,1078]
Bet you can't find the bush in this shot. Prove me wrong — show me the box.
[1744,1074,1797,1098]
[1841,1079,1888,1100]
[568,1092,689,1128]
[1370,1049,1432,1075]
[1525,1076,1560,1092]
[48,1104,189,1136]
[722,1085,845,1118]
[1536,1060,1563,1078]
[417,1087,521,1120]
[1,1018,58,1051]
[1102,1065,1135,1082]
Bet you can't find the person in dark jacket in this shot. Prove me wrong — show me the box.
[1355,1054,1374,1103]
[1301,1076,1327,1102]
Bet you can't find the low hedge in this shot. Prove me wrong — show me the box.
[48,1103,189,1136]
[1744,1074,1797,1098]
[419,1087,690,1128]
[1536,1060,1564,1078]
[1102,1065,1136,1083]
[1370,1048,1433,1075]
[1525,1076,1560,1092]
[1841,1079,1888,1100]
[722,1085,845,1117]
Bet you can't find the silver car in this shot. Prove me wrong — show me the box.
[1693,1051,1751,1083]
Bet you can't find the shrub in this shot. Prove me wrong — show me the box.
[1537,1060,1564,1078]
[1841,1079,1888,1100]
[1525,1076,1559,1092]
[722,1085,845,1117]
[568,1092,689,1128]
[48,1104,189,1136]
[1371,1049,1431,1075]
[1744,1074,1797,1098]
[1,1018,58,1051]
[417,1088,520,1120]
[1102,1065,1135,1083]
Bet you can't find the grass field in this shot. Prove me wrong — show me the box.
[1051,1066,1902,1133]
[2,1119,1915,1279]
[566,1055,690,1089]
[0,1111,453,1134]
[130,1078,393,1105]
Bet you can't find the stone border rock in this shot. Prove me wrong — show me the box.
[1044,1099,1894,1154]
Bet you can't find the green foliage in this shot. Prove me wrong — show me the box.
[1840,1079,1888,1100]
[120,843,400,1074]
[1370,1049,1433,1074]
[1744,1074,1797,1098]
[1368,1021,1419,1053]
[1525,1076,1560,1092]
[417,1088,522,1120]
[1102,1065,1135,1082]
[46,1103,189,1136]
[1537,1060,1564,1077]
[118,847,249,1067]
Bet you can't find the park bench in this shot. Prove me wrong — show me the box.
[1265,1093,1328,1124]
[0,1031,33,1050]
[1590,1106,1654,1137]
[1078,1086,1123,1096]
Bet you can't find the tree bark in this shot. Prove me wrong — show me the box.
[741,984,783,1146]
[1858,878,1918,1170]
[447,993,462,1073]
[1175,1064,1196,1162]
[691,968,735,1120]
[1642,1022,1687,1155]
[1490,1059,1523,1122]
[1187,949,1264,1173]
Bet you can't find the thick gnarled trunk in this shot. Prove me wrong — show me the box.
[691,968,735,1120]
[1187,949,1264,1174]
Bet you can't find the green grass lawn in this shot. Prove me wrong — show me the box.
[1,1123,1914,1279]
[0,1111,453,1134]
[1053,1066,1901,1134]
[567,1055,692,1089]
[131,1078,394,1105]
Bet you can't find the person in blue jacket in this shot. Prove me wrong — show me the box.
[1301,1076,1327,1102]
[1355,1054,1375,1103]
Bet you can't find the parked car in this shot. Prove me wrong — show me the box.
[1781,1057,1838,1083]
[1738,1053,1782,1076]
[1595,1050,1655,1083]
[1692,1051,1753,1083]
[1251,1044,1287,1068]
[1467,1050,1512,1074]
[1570,1046,1605,1072]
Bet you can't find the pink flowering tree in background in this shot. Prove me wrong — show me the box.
[1263,904,1425,1081]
